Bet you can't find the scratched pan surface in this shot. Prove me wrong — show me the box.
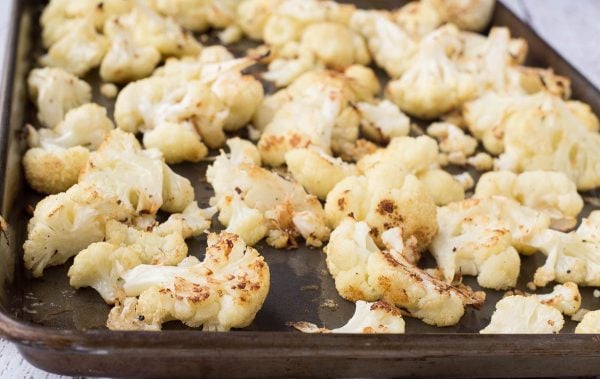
[0,0,600,378]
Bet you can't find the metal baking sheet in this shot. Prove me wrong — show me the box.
[1,0,600,377]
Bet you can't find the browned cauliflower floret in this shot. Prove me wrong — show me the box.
[107,232,270,331]
[23,147,90,195]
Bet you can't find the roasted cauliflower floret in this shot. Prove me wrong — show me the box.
[475,171,584,230]
[285,148,358,201]
[207,138,330,248]
[24,103,114,194]
[534,282,581,317]
[356,100,410,144]
[532,211,600,287]
[145,0,240,32]
[417,169,465,206]
[427,122,478,165]
[386,25,476,119]
[393,1,442,39]
[496,92,600,191]
[349,10,416,79]
[325,219,484,326]
[426,0,495,32]
[467,152,494,171]
[69,204,212,304]
[575,310,600,333]
[236,0,281,40]
[107,232,270,331]
[480,295,564,334]
[567,100,599,132]
[291,300,405,334]
[27,68,91,128]
[431,196,551,290]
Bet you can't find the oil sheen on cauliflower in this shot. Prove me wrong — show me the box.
[68,202,213,303]
[23,130,196,277]
[431,196,551,290]
[24,104,114,194]
[107,232,270,331]
[257,69,375,166]
[27,68,91,128]
[291,300,405,334]
[207,138,330,248]
[475,171,584,231]
[325,218,484,326]
[532,211,600,288]
[480,295,564,334]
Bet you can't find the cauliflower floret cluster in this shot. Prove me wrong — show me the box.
[431,196,551,290]
[291,300,405,334]
[23,130,196,277]
[357,136,465,206]
[106,232,270,331]
[115,56,262,163]
[207,138,330,248]
[475,171,584,230]
[325,219,484,326]
[427,122,478,165]
[27,68,92,128]
[285,148,358,201]
[532,211,600,288]
[256,69,376,166]
[68,202,212,303]
[23,103,114,194]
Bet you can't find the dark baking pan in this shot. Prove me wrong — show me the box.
[1,0,600,377]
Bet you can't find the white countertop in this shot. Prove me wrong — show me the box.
[1,1,599,378]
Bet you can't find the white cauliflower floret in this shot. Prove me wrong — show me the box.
[393,1,442,39]
[356,100,410,144]
[344,64,381,96]
[100,3,202,83]
[349,10,416,79]
[531,211,600,287]
[107,232,270,331]
[427,122,478,165]
[386,25,476,119]
[40,18,108,77]
[475,171,584,230]
[534,282,581,316]
[258,70,372,166]
[69,204,212,303]
[567,100,599,133]
[145,0,239,32]
[291,300,405,334]
[467,152,494,171]
[24,103,114,194]
[23,183,133,278]
[236,0,281,40]
[431,197,551,290]
[426,0,495,32]
[496,92,600,191]
[417,169,465,206]
[325,219,484,326]
[480,295,564,334]
[207,138,330,248]
[575,310,600,333]
[285,148,358,201]
[27,68,91,128]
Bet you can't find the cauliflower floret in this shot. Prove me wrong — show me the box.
[496,92,600,191]
[475,171,584,230]
[417,169,465,206]
[27,68,91,128]
[291,300,405,334]
[69,204,212,303]
[431,197,551,290]
[107,232,270,331]
[427,122,478,165]
[480,295,564,334]
[532,211,600,287]
[567,100,599,133]
[467,152,494,171]
[285,148,358,201]
[100,83,119,99]
[100,3,202,83]
[207,138,330,248]
[426,0,495,32]
[386,25,476,119]
[344,64,381,96]
[23,103,114,194]
[325,219,484,326]
[236,0,282,40]
[40,18,108,77]
[349,10,416,78]
[575,310,600,333]
[258,70,371,166]
[534,282,581,316]
[325,165,437,254]
[356,100,410,144]
[393,1,442,39]
[145,0,239,32]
